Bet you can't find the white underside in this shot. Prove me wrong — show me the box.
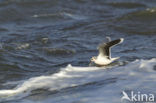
[94,57,119,65]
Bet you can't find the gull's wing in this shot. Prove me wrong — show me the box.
[97,38,124,59]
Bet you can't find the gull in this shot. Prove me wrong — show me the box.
[90,37,124,66]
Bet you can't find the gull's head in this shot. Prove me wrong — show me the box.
[90,56,97,62]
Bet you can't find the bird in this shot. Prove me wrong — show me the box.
[90,37,124,66]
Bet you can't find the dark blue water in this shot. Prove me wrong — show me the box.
[0,0,156,103]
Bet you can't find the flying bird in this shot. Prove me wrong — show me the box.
[90,37,124,66]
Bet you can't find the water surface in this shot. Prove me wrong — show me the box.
[0,0,156,103]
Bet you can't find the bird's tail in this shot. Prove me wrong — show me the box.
[111,57,120,61]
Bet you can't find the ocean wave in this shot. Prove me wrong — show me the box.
[0,6,25,23]
[0,1,57,24]
[113,8,156,35]
[32,12,87,21]
[0,58,156,102]
[42,48,75,56]
[107,2,146,9]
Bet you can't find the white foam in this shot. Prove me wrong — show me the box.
[146,8,156,13]
[0,64,107,101]
[32,12,87,20]
[0,58,156,102]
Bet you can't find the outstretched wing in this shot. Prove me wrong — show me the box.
[98,38,124,59]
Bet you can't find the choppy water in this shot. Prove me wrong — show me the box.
[0,0,156,103]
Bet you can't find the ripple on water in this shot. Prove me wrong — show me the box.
[107,2,146,9]
[0,27,8,32]
[0,6,25,23]
[42,48,75,56]
[16,43,30,50]
[113,8,156,35]
[32,12,87,22]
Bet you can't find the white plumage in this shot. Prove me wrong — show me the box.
[91,38,124,66]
